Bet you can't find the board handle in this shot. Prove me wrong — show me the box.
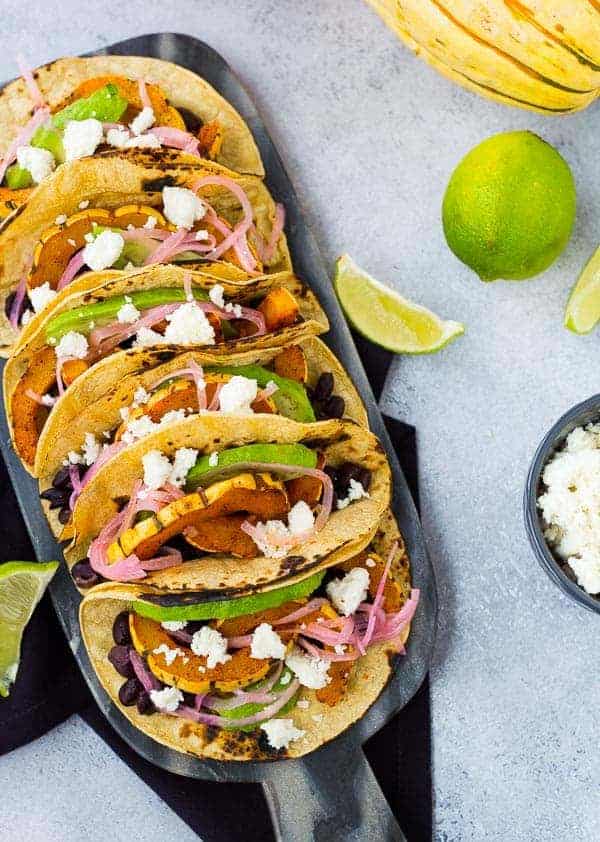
[263,744,407,842]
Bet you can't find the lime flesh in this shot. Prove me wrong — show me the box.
[0,561,59,697]
[334,255,464,354]
[132,569,325,622]
[565,246,600,334]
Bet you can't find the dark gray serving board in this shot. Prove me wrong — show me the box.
[0,33,437,842]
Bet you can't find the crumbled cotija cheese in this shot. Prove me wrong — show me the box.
[538,423,600,594]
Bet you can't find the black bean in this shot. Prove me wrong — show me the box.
[4,291,15,318]
[357,468,372,491]
[119,677,142,706]
[136,691,156,715]
[337,462,362,490]
[52,466,72,489]
[72,560,101,588]
[186,621,204,636]
[321,395,345,419]
[108,645,134,678]
[40,487,70,509]
[313,372,334,402]
[58,507,72,525]
[324,465,339,486]
[182,691,197,707]
[112,612,131,646]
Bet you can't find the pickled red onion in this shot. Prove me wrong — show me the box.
[206,383,222,411]
[192,177,255,271]
[143,229,188,265]
[17,55,46,108]
[0,105,51,184]
[151,359,208,411]
[148,126,200,156]
[8,276,28,329]
[250,203,285,263]
[137,78,152,110]
[361,542,396,649]
[130,650,161,691]
[271,598,329,626]
[57,249,86,290]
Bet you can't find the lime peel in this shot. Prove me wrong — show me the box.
[333,254,464,354]
[0,561,59,698]
[564,246,600,335]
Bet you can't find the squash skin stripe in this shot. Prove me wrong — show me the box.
[377,6,582,113]
[503,0,600,72]
[428,0,595,94]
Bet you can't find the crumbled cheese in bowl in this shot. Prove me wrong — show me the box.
[537,422,600,595]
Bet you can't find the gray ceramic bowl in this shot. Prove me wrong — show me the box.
[524,393,600,615]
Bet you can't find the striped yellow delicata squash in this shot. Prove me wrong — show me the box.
[367,0,600,114]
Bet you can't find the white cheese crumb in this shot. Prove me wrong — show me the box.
[29,281,57,314]
[538,424,600,595]
[208,451,219,467]
[142,449,172,490]
[250,623,286,660]
[143,215,158,229]
[162,186,205,229]
[208,284,225,309]
[365,557,376,568]
[161,620,188,632]
[285,647,331,689]
[20,309,33,326]
[79,200,90,210]
[287,500,314,536]
[311,714,324,723]
[124,134,161,149]
[63,118,103,161]
[16,145,55,183]
[337,478,370,510]
[261,718,305,750]
[130,106,155,135]
[218,375,258,415]
[152,643,185,666]
[169,447,198,488]
[225,302,243,318]
[163,302,215,345]
[279,670,291,686]
[54,214,67,226]
[81,432,101,467]
[134,326,165,348]
[326,567,369,616]
[190,626,231,669]
[296,699,309,710]
[149,685,183,713]
[117,300,141,324]
[195,229,209,241]
[133,386,150,406]
[106,127,130,149]
[55,330,88,360]
[83,229,124,271]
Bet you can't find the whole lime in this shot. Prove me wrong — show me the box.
[442,131,576,281]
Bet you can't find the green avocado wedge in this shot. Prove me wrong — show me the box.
[51,83,128,130]
[45,287,209,344]
[205,364,316,423]
[186,443,318,491]
[131,569,325,623]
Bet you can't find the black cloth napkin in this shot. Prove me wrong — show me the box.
[0,336,431,842]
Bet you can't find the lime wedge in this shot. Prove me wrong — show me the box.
[0,561,59,698]
[333,254,464,354]
[565,246,600,334]
[132,569,325,623]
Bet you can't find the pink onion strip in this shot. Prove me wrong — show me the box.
[250,203,285,263]
[151,362,208,411]
[165,677,300,728]
[192,177,256,270]
[17,55,46,108]
[148,126,200,156]
[271,598,329,626]
[137,78,152,110]
[143,228,188,266]
[130,650,161,691]
[0,105,51,184]
[57,250,86,291]
[9,275,28,329]
[206,383,222,411]
[361,542,397,650]
[55,355,77,397]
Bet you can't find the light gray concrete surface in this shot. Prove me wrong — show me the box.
[0,2,599,840]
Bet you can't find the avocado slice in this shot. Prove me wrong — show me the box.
[45,287,209,344]
[218,667,299,731]
[186,443,318,491]
[131,569,325,622]
[4,164,33,189]
[31,126,65,163]
[205,364,315,424]
[51,83,128,130]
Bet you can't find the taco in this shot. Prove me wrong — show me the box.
[0,152,289,349]
[0,54,263,218]
[4,263,326,473]
[79,509,419,760]
[37,336,367,534]
[64,414,391,594]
